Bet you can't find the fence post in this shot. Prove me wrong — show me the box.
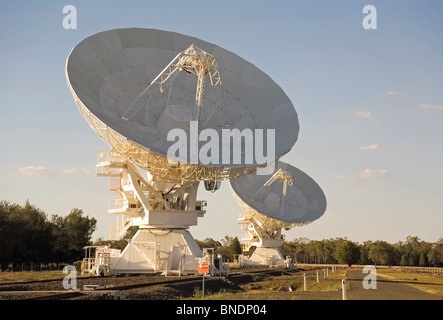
[202,273,205,298]
[304,273,307,291]
[342,279,347,300]
[316,270,319,283]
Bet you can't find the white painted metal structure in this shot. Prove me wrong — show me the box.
[66,28,304,275]
[81,246,121,276]
[66,28,299,182]
[230,161,327,267]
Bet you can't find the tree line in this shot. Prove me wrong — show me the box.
[1,200,442,269]
[279,236,443,267]
[189,236,443,267]
[0,200,97,269]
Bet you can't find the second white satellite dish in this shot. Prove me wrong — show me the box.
[230,160,327,224]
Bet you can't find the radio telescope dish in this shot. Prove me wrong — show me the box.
[230,160,326,267]
[65,28,299,182]
[230,161,327,225]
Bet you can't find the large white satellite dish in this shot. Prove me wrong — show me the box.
[66,28,323,275]
[66,28,299,182]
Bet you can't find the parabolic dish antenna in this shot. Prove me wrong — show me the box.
[230,160,327,267]
[230,160,327,225]
[65,28,299,182]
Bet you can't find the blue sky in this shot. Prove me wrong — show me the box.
[1,1,442,244]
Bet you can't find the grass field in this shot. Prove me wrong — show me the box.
[201,268,347,300]
[0,270,67,283]
[376,269,443,296]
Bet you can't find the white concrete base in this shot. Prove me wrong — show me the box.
[112,228,202,274]
[247,247,286,268]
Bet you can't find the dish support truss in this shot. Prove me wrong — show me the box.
[96,149,206,275]
[121,44,230,126]
[237,208,287,268]
[232,170,309,268]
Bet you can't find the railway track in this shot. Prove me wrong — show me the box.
[0,276,95,287]
[0,267,300,300]
[0,275,199,300]
[22,276,204,300]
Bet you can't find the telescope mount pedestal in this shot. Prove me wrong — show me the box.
[97,149,206,275]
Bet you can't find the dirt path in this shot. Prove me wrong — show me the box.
[345,269,442,300]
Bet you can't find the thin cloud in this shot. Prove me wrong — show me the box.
[358,169,389,179]
[337,169,389,180]
[16,166,92,177]
[359,144,380,151]
[385,91,400,96]
[419,103,443,111]
[355,111,372,118]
